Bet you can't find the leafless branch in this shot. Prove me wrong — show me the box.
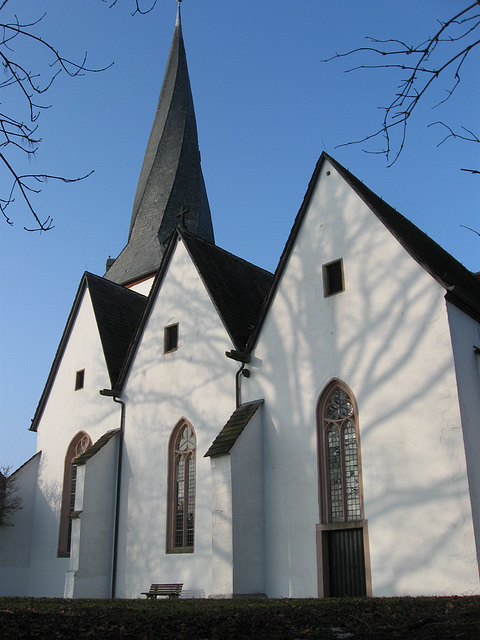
[460,225,480,235]
[105,0,157,16]
[0,1,157,231]
[323,2,480,169]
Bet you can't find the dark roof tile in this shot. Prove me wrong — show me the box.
[182,232,273,350]
[204,400,264,458]
[75,429,120,465]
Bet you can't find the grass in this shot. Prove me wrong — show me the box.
[0,595,479,639]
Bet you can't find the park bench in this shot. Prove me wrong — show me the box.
[141,583,183,599]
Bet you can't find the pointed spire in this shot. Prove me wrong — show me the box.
[176,1,181,28]
[105,1,214,286]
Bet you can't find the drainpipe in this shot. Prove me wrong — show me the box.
[99,388,124,598]
[225,350,251,409]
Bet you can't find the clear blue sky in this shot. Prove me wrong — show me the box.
[1,0,479,471]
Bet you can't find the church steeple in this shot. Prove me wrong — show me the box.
[105,1,214,285]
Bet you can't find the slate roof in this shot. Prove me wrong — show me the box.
[75,429,120,466]
[204,400,264,458]
[87,273,148,388]
[246,152,480,351]
[104,4,214,286]
[182,232,274,350]
[30,274,147,431]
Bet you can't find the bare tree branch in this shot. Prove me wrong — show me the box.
[460,224,480,235]
[105,0,157,17]
[0,1,157,231]
[323,2,480,169]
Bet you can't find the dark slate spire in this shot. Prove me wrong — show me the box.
[105,2,214,285]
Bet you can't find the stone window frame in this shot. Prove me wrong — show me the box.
[57,431,91,557]
[317,379,364,525]
[166,418,196,554]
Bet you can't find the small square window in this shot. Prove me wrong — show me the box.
[164,323,179,354]
[323,259,344,297]
[75,369,85,390]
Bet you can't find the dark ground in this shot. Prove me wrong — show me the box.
[0,596,479,639]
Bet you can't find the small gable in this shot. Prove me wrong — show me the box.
[205,400,264,458]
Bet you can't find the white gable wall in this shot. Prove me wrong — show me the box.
[115,237,238,598]
[25,288,123,596]
[243,159,479,597]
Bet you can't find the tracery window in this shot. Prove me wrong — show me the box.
[319,383,362,523]
[57,432,91,557]
[167,420,196,552]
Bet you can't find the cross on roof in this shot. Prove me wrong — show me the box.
[177,205,189,228]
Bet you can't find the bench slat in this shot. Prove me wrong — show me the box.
[142,583,183,599]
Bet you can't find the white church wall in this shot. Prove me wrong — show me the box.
[447,302,480,578]
[210,454,234,597]
[244,158,479,597]
[26,287,124,596]
[0,453,40,595]
[230,404,266,596]
[115,237,238,598]
[68,434,119,598]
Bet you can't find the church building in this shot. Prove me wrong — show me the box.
[1,3,479,598]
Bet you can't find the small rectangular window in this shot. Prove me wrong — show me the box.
[75,369,85,390]
[164,323,179,354]
[323,259,344,297]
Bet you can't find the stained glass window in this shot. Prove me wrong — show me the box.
[321,384,362,523]
[58,432,91,557]
[168,422,196,552]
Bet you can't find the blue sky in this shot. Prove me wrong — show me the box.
[1,0,479,471]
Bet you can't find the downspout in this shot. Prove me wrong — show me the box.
[225,350,251,409]
[99,388,125,599]
[235,363,245,409]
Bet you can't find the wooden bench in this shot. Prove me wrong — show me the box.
[141,583,183,599]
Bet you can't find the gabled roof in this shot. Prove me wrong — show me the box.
[87,273,148,387]
[246,152,480,351]
[115,230,273,392]
[204,400,264,458]
[182,232,273,350]
[104,4,214,286]
[30,274,147,431]
[74,429,120,466]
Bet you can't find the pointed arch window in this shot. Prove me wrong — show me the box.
[57,432,91,557]
[167,420,196,553]
[319,383,362,523]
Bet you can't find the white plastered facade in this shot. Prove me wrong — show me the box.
[1,161,479,599]
[241,158,480,596]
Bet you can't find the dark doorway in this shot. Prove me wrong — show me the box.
[326,528,366,597]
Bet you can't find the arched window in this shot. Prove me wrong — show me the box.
[58,432,91,557]
[318,382,362,523]
[166,420,196,553]
[317,381,369,597]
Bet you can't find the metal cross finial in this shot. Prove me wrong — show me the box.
[177,206,189,228]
